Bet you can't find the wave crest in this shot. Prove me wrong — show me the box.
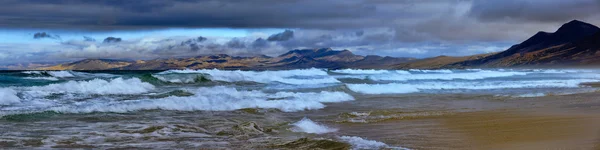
[158,68,339,85]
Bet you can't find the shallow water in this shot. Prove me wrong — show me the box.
[1,68,600,149]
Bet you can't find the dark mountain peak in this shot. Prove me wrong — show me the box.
[556,20,599,33]
[278,48,339,57]
[508,20,599,53]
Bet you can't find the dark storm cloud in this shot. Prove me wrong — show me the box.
[103,37,122,43]
[33,32,60,39]
[226,38,246,49]
[1,0,599,42]
[83,36,96,42]
[267,30,294,41]
[469,0,600,23]
[251,38,269,48]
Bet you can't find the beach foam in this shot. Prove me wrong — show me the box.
[291,118,338,134]
[339,136,409,150]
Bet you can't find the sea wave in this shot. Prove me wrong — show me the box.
[25,77,155,96]
[369,70,528,81]
[22,77,60,81]
[46,86,354,113]
[331,69,410,75]
[150,73,210,83]
[0,88,21,105]
[409,69,453,74]
[347,79,599,94]
[157,68,340,85]
[23,71,75,78]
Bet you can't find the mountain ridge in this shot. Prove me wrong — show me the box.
[30,20,600,70]
[38,48,414,70]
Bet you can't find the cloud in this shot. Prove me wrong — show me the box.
[83,36,96,42]
[1,1,598,44]
[103,37,122,43]
[33,32,60,40]
[267,30,294,41]
[469,0,600,23]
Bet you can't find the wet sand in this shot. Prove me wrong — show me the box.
[336,92,600,149]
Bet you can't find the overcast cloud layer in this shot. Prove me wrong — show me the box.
[0,0,599,64]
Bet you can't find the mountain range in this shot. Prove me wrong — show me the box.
[33,20,600,70]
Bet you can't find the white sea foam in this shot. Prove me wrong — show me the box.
[46,86,353,113]
[47,71,75,77]
[151,74,206,83]
[26,78,155,95]
[291,118,337,134]
[22,77,60,81]
[23,71,76,78]
[332,69,389,75]
[339,136,409,150]
[348,79,599,94]
[158,68,339,85]
[409,69,453,74]
[368,70,528,81]
[0,88,21,105]
[347,84,420,94]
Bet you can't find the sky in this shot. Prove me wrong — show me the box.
[0,0,599,64]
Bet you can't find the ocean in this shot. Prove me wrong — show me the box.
[1,68,600,149]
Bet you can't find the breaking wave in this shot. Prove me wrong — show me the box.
[25,77,155,95]
[347,79,599,94]
[22,77,59,81]
[0,88,20,105]
[150,73,210,83]
[23,71,75,78]
[291,118,338,134]
[368,70,528,81]
[43,86,354,113]
[158,68,340,85]
[331,69,410,75]
[409,69,453,74]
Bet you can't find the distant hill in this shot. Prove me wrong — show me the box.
[39,48,414,70]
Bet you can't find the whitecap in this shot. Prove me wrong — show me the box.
[409,69,453,74]
[45,86,353,113]
[157,68,339,85]
[22,77,60,81]
[26,77,155,95]
[347,79,599,94]
[369,70,528,81]
[0,88,21,105]
[332,69,393,75]
[347,84,420,94]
